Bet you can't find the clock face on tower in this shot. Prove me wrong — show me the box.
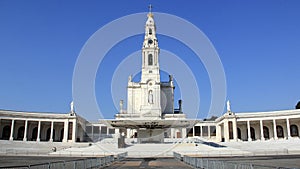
[148,39,153,44]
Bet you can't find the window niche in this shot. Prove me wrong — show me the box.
[148,54,153,66]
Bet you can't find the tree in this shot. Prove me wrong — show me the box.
[296,101,300,109]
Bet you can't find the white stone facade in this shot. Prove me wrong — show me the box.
[124,12,175,120]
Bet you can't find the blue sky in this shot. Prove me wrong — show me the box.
[0,1,300,121]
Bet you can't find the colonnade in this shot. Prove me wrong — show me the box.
[218,117,300,142]
[188,125,217,138]
[85,124,115,141]
[0,118,77,142]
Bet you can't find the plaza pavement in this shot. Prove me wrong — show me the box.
[1,137,300,158]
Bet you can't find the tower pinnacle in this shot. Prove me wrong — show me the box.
[149,4,153,13]
[148,4,153,18]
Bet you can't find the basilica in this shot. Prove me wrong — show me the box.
[0,11,299,144]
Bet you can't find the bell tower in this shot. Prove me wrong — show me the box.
[139,6,162,118]
[111,6,188,144]
[141,5,160,83]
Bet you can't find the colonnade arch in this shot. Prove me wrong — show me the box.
[290,124,299,137]
[263,126,270,139]
[2,125,10,140]
[276,125,284,138]
[17,126,25,140]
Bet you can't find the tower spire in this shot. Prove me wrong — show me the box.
[149,4,153,13]
[148,4,153,18]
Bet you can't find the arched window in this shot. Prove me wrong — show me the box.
[290,125,299,137]
[276,125,284,138]
[2,125,11,140]
[263,126,269,139]
[148,54,153,66]
[17,126,25,140]
[149,29,152,35]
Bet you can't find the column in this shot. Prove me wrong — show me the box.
[232,119,238,141]
[200,126,203,137]
[72,120,77,142]
[37,121,41,142]
[208,126,211,138]
[192,126,195,137]
[9,119,15,141]
[216,125,222,142]
[260,120,265,141]
[273,119,278,140]
[224,121,229,142]
[247,120,252,141]
[50,121,54,142]
[181,128,186,138]
[91,125,94,141]
[126,128,130,138]
[63,120,68,142]
[23,120,28,141]
[286,118,291,139]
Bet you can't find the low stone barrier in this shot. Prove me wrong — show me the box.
[174,152,293,169]
[0,155,114,169]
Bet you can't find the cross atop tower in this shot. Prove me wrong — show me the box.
[148,4,153,13]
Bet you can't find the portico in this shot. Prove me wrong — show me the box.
[0,110,85,142]
[214,109,300,142]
